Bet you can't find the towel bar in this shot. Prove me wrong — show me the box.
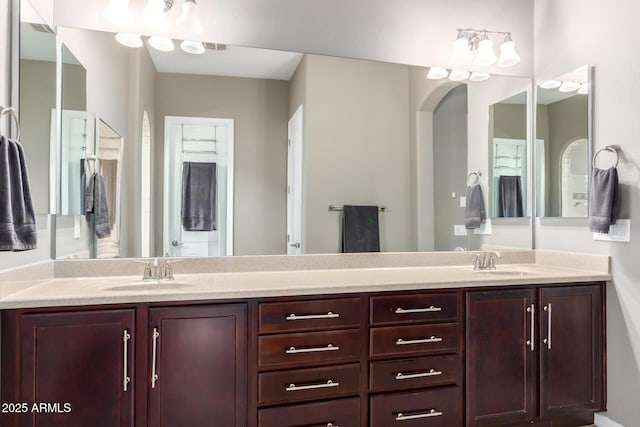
[592,145,620,169]
[329,205,387,212]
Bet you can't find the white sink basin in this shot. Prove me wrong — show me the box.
[106,281,195,292]
[476,270,537,277]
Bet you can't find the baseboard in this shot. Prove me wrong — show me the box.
[594,413,624,427]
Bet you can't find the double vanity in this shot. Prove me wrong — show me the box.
[0,250,609,427]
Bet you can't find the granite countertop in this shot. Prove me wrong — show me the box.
[0,261,611,309]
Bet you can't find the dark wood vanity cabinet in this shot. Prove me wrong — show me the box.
[466,283,605,427]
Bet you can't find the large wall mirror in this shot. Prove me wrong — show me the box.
[535,65,591,218]
[14,16,535,259]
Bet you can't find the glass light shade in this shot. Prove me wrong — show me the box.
[577,83,589,95]
[559,81,581,92]
[142,0,168,29]
[115,33,143,48]
[497,40,520,67]
[103,0,132,24]
[181,40,206,54]
[474,39,497,66]
[177,0,204,34]
[469,71,491,82]
[427,67,449,80]
[540,80,562,89]
[148,36,175,52]
[449,69,470,82]
[451,38,473,66]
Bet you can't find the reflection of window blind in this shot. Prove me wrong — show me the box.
[100,159,118,227]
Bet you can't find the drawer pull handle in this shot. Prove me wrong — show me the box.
[151,327,160,389]
[395,306,442,314]
[395,409,443,421]
[286,312,340,321]
[395,369,442,380]
[326,424,338,427]
[286,344,340,354]
[396,336,443,345]
[286,379,339,392]
[544,303,552,350]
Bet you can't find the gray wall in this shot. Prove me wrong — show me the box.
[298,54,412,253]
[535,0,640,424]
[433,86,468,251]
[154,73,289,256]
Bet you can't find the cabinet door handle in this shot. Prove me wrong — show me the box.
[123,329,131,392]
[286,312,340,321]
[526,304,535,352]
[395,369,442,380]
[395,409,443,421]
[395,306,442,314]
[151,327,160,388]
[543,303,552,350]
[396,336,443,345]
[285,379,339,392]
[286,344,339,354]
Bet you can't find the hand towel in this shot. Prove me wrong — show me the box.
[589,167,620,233]
[181,162,217,231]
[465,184,486,229]
[0,136,37,250]
[341,205,380,253]
[85,172,111,238]
[498,175,524,217]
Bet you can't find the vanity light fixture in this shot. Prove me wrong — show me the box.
[427,67,449,79]
[103,0,133,25]
[449,69,470,82]
[142,0,169,29]
[469,71,491,82]
[177,0,204,34]
[104,0,204,36]
[180,40,205,54]
[451,29,520,68]
[427,67,491,82]
[115,32,143,48]
[148,36,175,51]
[539,80,562,89]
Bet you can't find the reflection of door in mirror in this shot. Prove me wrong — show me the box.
[141,111,152,258]
[561,138,588,217]
[96,119,123,258]
[287,106,303,255]
[164,117,234,257]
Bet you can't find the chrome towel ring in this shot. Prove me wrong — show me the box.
[592,145,620,169]
[0,106,20,140]
[467,170,482,186]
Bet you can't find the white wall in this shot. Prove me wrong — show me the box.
[535,0,640,425]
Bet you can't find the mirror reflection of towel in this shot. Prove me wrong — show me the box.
[498,175,524,217]
[85,172,111,238]
[341,205,380,253]
[181,162,217,231]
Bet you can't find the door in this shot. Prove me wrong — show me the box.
[19,310,134,427]
[148,304,247,427]
[287,105,303,254]
[539,284,604,418]
[164,116,234,257]
[466,289,536,426]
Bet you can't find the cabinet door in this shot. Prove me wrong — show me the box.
[148,304,247,427]
[539,285,604,418]
[20,309,135,427]
[466,289,536,427]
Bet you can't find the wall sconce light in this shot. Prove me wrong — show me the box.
[177,0,204,34]
[450,29,520,68]
[180,40,206,54]
[104,0,133,25]
[427,67,491,83]
[427,67,449,79]
[142,0,169,30]
[148,36,175,51]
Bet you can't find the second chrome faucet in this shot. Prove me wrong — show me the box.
[472,251,502,271]
[135,257,181,281]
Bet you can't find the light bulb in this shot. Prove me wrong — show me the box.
[451,32,473,66]
[142,0,169,30]
[539,80,562,89]
[427,67,448,80]
[181,40,206,54]
[115,33,143,48]
[497,34,520,67]
[474,35,497,66]
[103,0,132,25]
[577,83,589,95]
[177,0,204,34]
[559,81,581,92]
[148,36,175,52]
[449,69,470,82]
[469,71,491,82]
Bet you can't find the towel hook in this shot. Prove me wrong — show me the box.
[592,145,620,169]
[467,170,482,186]
[0,106,20,140]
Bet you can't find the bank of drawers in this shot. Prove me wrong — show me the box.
[257,297,363,426]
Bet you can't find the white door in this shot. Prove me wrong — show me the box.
[60,110,87,215]
[287,106,303,255]
[163,116,234,257]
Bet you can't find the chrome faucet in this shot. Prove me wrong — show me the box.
[134,257,181,281]
[472,251,502,270]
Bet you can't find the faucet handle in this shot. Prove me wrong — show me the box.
[131,260,153,280]
[471,253,484,270]
[161,259,182,281]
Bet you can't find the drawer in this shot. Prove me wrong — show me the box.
[258,363,360,405]
[370,387,461,427]
[369,355,459,392]
[370,323,458,358]
[259,397,360,427]
[370,293,458,325]
[259,298,361,334]
[259,329,360,368]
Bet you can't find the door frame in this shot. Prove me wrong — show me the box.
[287,105,303,255]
